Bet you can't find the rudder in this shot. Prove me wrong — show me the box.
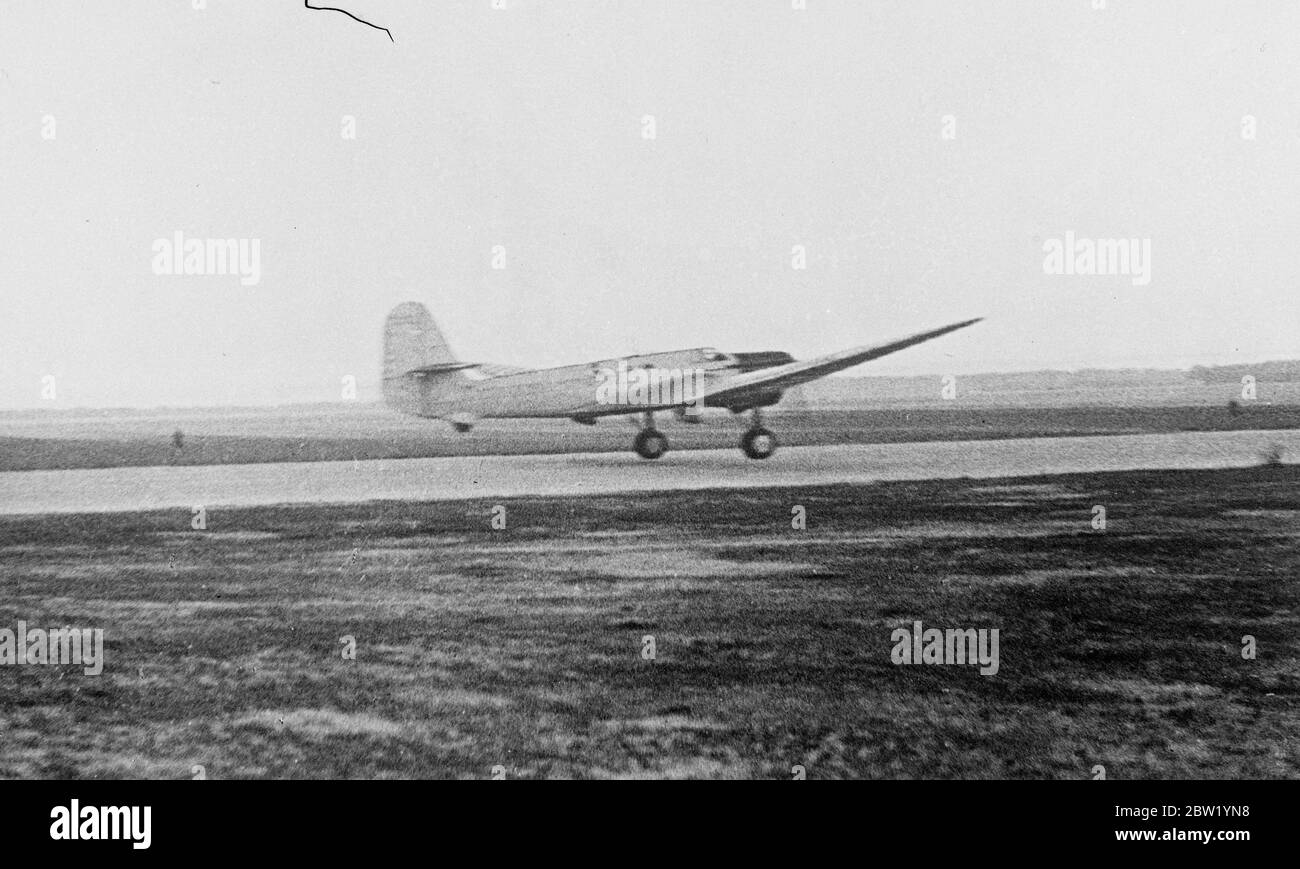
[382,302,460,415]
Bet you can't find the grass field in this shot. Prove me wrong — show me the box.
[2,404,1299,471]
[1,464,1296,779]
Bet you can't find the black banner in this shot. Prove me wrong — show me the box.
[0,780,1285,856]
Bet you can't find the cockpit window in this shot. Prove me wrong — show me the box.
[702,348,727,362]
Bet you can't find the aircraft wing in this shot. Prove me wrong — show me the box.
[703,317,983,408]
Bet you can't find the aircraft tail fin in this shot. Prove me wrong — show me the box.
[382,302,464,415]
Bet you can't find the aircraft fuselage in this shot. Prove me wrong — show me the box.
[414,348,791,421]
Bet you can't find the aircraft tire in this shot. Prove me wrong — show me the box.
[740,426,777,460]
[634,428,669,460]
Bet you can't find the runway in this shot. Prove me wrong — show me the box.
[0,429,1295,515]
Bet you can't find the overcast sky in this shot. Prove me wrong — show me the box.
[2,1,1297,408]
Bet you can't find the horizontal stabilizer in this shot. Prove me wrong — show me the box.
[407,362,480,376]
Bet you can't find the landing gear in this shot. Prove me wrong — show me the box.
[741,426,777,459]
[740,409,777,460]
[633,412,668,460]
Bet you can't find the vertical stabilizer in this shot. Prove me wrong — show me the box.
[382,302,465,416]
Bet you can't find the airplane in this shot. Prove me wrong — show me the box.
[382,301,982,460]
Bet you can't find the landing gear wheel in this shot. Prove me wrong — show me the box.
[741,426,777,460]
[634,428,669,460]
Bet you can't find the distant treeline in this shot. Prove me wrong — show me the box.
[1188,361,1300,383]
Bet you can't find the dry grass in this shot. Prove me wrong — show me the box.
[0,465,1297,779]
